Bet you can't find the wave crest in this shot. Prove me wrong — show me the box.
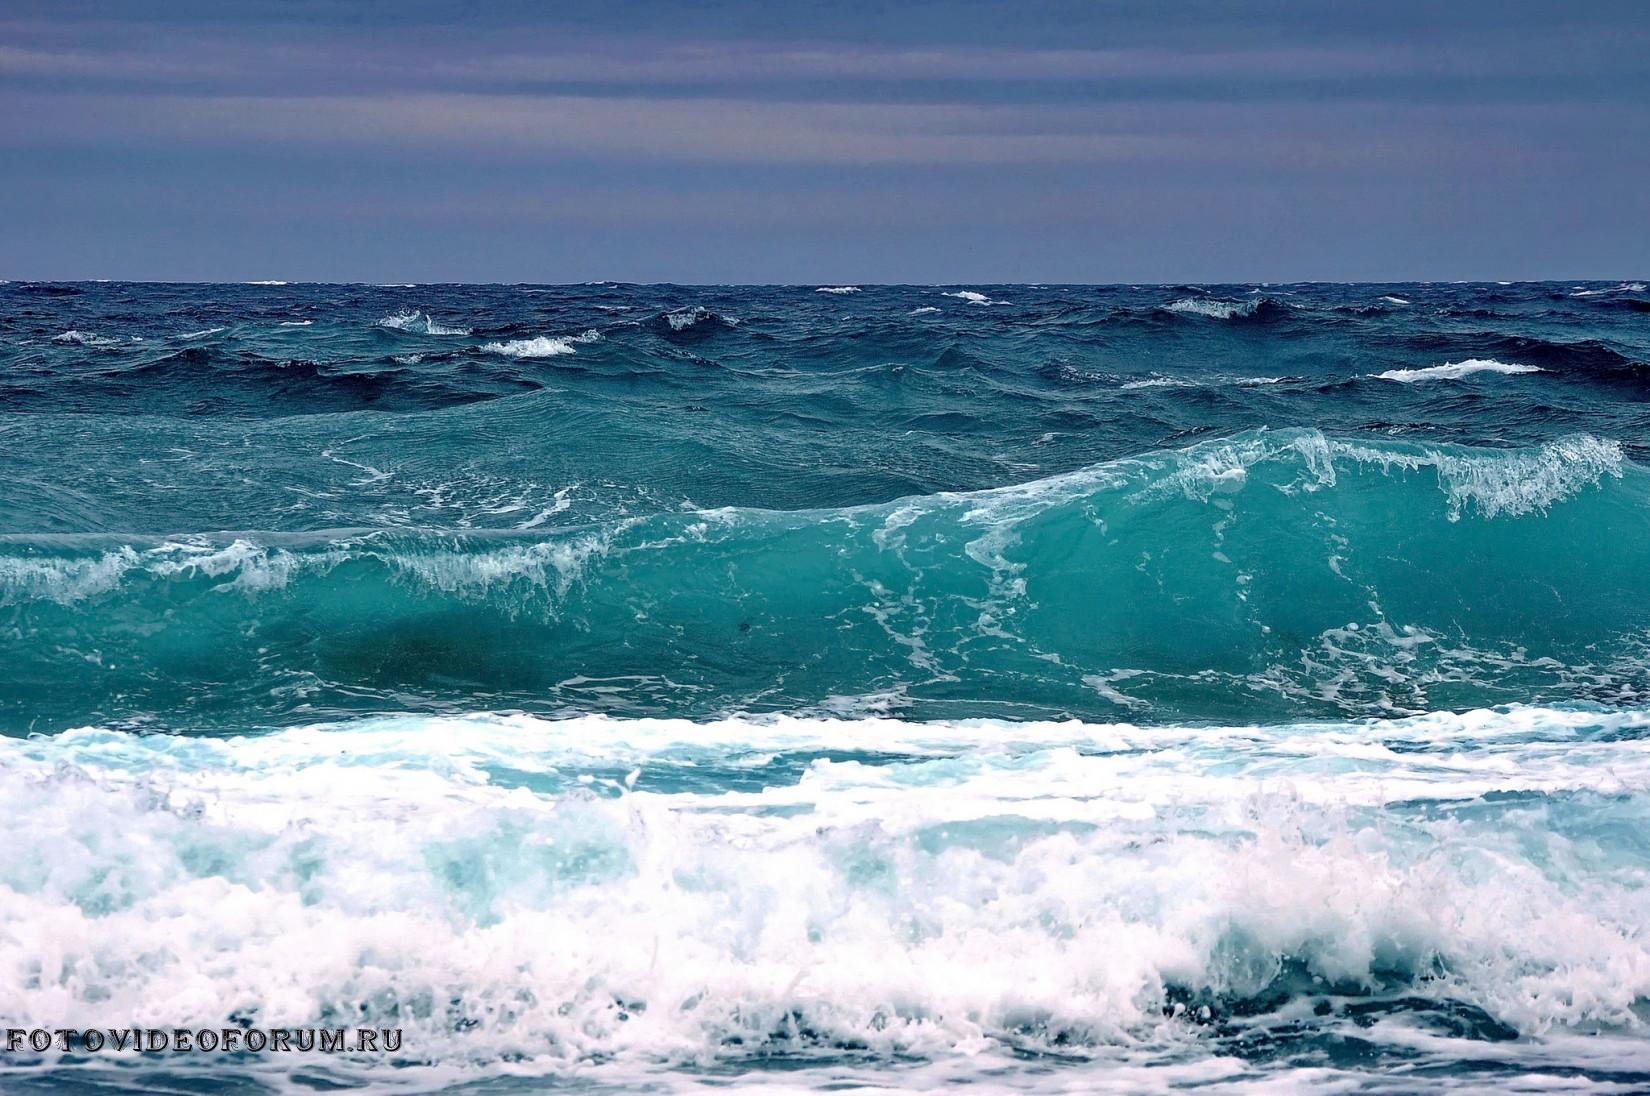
[1376,359,1542,383]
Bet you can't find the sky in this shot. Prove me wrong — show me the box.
[2,0,1647,283]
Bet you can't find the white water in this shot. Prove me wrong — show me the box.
[1,707,1646,1089]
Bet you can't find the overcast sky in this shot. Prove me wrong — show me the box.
[3,0,1647,283]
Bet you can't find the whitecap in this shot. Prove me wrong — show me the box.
[279,319,314,327]
[377,309,471,336]
[179,327,225,339]
[943,290,1005,305]
[1120,376,1195,390]
[482,336,577,358]
[1375,359,1542,383]
[51,330,125,347]
[909,306,942,316]
[815,286,861,294]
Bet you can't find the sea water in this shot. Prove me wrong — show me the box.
[1,280,1648,1091]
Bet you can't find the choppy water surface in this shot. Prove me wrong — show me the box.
[2,280,1648,1092]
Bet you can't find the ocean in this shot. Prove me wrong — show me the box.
[1,279,1648,1092]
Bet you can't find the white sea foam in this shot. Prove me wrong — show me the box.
[244,280,288,285]
[1375,359,1542,383]
[481,336,577,358]
[943,290,1005,305]
[815,286,861,294]
[278,319,313,327]
[178,327,225,339]
[1378,295,1411,305]
[517,486,578,530]
[0,706,1645,1084]
[376,309,471,336]
[1163,298,1261,319]
[909,306,941,315]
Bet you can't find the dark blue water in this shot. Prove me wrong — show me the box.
[2,279,1648,1092]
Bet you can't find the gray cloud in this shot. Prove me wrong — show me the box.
[1,0,1645,281]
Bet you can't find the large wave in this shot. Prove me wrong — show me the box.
[2,429,1644,732]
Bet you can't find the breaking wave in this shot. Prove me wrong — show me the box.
[1376,359,1543,383]
[376,310,471,336]
[1,430,1640,731]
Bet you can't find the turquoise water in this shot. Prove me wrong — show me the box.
[2,280,1648,1091]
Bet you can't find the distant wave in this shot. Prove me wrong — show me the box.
[1121,373,1286,391]
[815,286,861,295]
[1379,295,1411,305]
[1377,359,1543,383]
[279,319,314,327]
[1120,376,1196,390]
[482,336,576,358]
[909,306,941,316]
[1570,282,1647,297]
[179,327,225,339]
[377,309,471,336]
[52,330,131,347]
[943,290,1006,305]
[244,280,288,286]
[654,306,739,337]
[12,348,535,416]
[1163,297,1267,320]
